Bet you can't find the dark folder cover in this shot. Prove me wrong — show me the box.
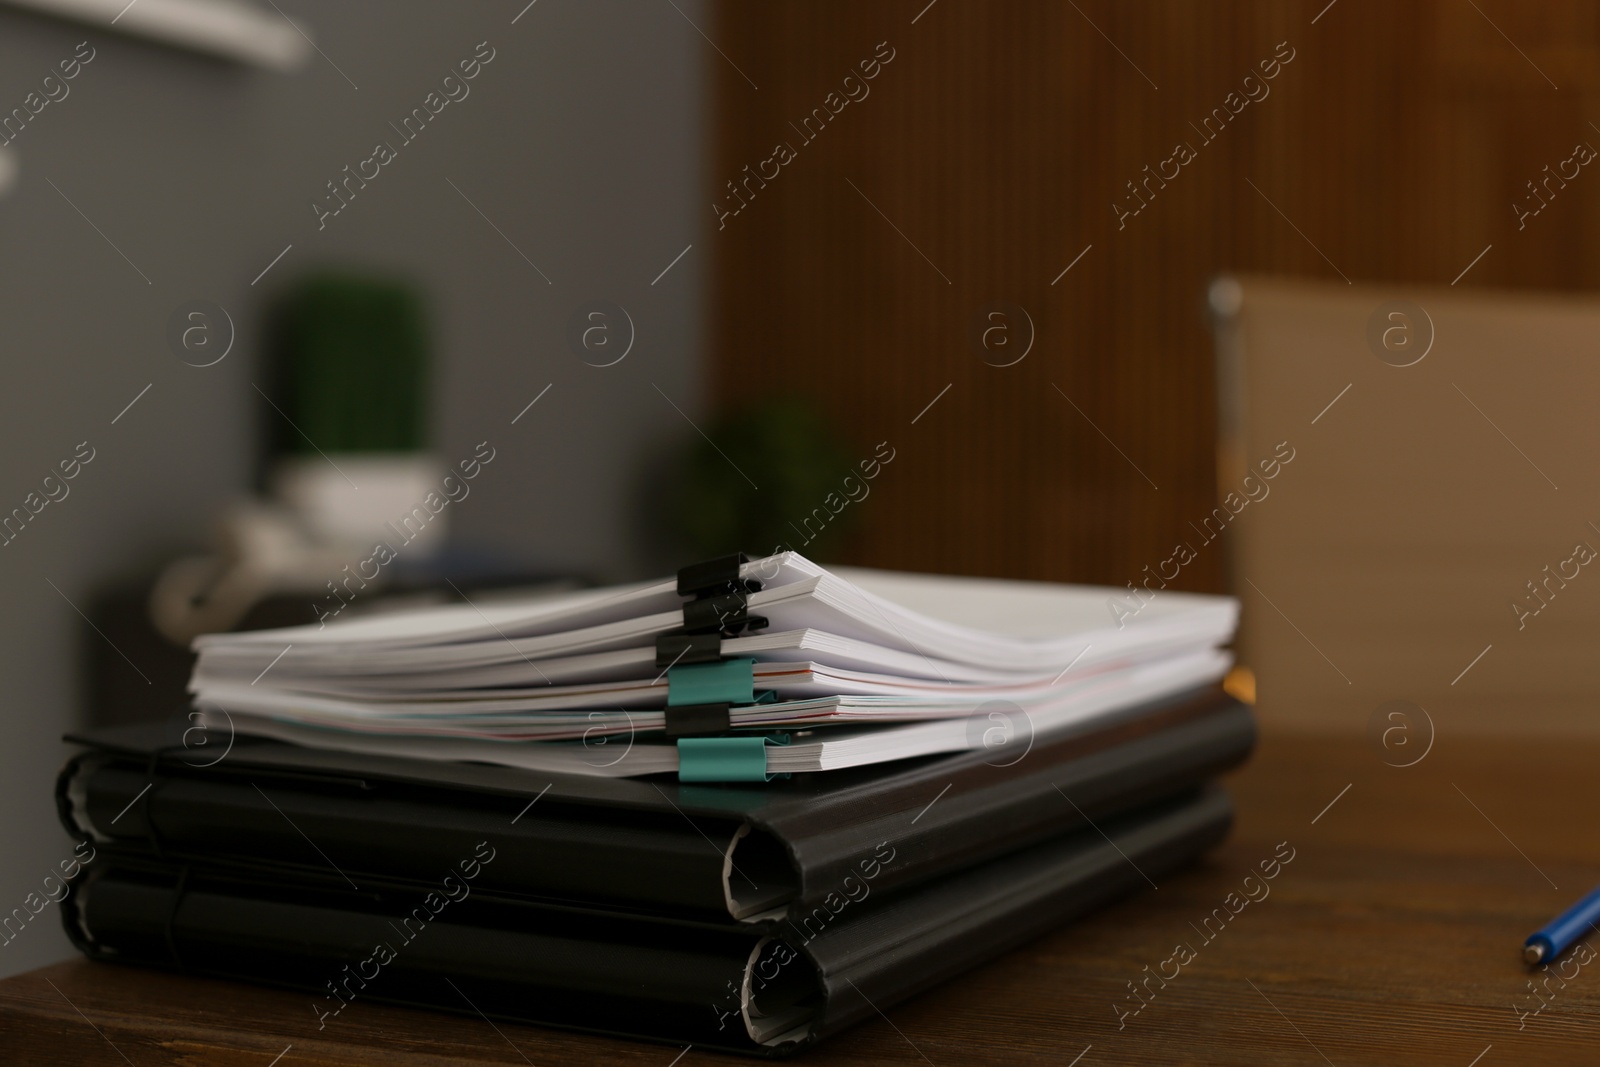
[59,686,1253,919]
[64,786,1233,1056]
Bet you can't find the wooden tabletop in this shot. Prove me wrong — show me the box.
[2,725,1596,1066]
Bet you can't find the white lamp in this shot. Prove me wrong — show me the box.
[3,0,312,71]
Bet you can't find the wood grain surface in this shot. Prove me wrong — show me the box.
[710,0,1600,592]
[2,725,1594,1065]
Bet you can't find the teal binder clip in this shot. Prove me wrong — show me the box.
[676,733,790,782]
[663,658,777,739]
[667,657,756,706]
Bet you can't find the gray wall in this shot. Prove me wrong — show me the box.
[0,0,706,977]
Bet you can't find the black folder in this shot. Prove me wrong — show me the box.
[60,686,1252,918]
[64,785,1232,1056]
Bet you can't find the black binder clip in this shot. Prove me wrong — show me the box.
[664,691,777,740]
[681,591,767,636]
[654,553,776,730]
[676,552,762,598]
[655,631,725,668]
[663,703,732,739]
[655,553,770,668]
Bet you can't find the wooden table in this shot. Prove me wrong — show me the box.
[3,726,1596,1066]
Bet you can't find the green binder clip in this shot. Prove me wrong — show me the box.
[667,657,756,706]
[663,658,778,739]
[676,733,790,782]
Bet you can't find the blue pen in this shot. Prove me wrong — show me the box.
[1524,885,1600,965]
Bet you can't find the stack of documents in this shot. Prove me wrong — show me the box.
[56,552,1251,1054]
[186,552,1239,779]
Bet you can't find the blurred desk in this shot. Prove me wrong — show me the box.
[2,727,1597,1066]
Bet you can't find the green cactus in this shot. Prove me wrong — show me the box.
[268,273,429,455]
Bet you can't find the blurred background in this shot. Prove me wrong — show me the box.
[2,0,1597,977]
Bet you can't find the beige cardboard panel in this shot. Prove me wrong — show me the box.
[1217,276,1600,734]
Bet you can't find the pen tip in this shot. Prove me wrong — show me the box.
[1524,943,1546,965]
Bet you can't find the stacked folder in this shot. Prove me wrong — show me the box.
[56,552,1253,1054]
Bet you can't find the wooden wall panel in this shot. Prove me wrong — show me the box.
[709,0,1600,590]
